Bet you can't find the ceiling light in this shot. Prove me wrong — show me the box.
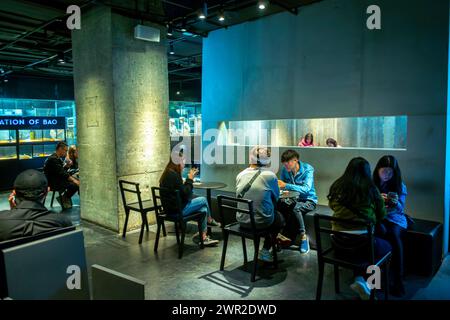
[176,91,181,95]
[218,9,225,22]
[169,44,175,55]
[258,0,268,10]
[167,23,173,36]
[57,52,65,64]
[198,2,208,19]
[3,77,8,83]
[181,18,187,32]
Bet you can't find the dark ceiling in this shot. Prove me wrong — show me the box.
[0,0,321,91]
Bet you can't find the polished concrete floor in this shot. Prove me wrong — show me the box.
[0,191,447,300]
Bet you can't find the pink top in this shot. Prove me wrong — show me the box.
[298,138,314,147]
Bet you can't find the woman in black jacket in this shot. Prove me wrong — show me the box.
[159,151,219,247]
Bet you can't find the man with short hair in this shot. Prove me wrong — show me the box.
[44,141,80,209]
[236,146,285,263]
[278,149,318,254]
[0,169,72,242]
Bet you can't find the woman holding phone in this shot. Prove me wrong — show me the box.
[159,149,220,246]
[373,155,408,297]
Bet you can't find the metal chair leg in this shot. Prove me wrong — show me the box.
[316,262,324,300]
[334,265,340,293]
[178,223,186,259]
[162,222,167,237]
[198,220,204,249]
[384,259,390,300]
[122,209,130,238]
[138,213,147,244]
[220,232,229,271]
[251,237,260,282]
[154,220,162,252]
[271,235,278,269]
[174,222,181,245]
[242,237,248,264]
[50,191,56,207]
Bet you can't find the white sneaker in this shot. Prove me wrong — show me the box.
[350,276,371,300]
[259,248,273,262]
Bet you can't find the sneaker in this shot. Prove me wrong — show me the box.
[202,236,219,247]
[207,219,221,227]
[350,276,371,300]
[299,236,310,254]
[61,195,72,209]
[259,248,273,262]
[276,233,292,247]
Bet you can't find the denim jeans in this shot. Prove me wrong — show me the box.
[182,196,210,232]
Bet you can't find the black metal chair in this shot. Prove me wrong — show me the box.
[151,186,205,259]
[119,180,157,244]
[314,213,392,300]
[217,195,278,282]
[49,189,63,208]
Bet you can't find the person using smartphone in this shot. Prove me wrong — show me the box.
[373,155,408,297]
[159,149,219,247]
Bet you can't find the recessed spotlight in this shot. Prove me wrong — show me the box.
[258,0,268,10]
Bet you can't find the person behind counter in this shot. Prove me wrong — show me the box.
[44,142,80,210]
[373,155,407,297]
[328,157,391,300]
[159,149,219,247]
[0,169,72,242]
[236,146,284,263]
[298,133,315,147]
[326,138,342,148]
[65,145,79,175]
[278,149,317,254]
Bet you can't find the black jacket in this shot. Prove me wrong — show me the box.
[159,169,193,214]
[44,153,70,191]
[0,200,72,242]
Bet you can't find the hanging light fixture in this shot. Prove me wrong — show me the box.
[167,23,173,36]
[198,1,208,20]
[218,7,225,22]
[169,43,175,55]
[180,18,187,32]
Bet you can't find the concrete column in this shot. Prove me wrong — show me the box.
[72,4,169,232]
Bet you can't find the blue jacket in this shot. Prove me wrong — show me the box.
[280,161,318,203]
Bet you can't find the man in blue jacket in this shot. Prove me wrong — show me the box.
[278,149,318,254]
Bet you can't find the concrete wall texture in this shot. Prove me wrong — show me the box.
[201,0,449,252]
[72,5,169,232]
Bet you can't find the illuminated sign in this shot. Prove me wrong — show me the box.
[0,116,66,130]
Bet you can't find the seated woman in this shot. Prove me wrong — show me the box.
[64,145,79,175]
[328,157,391,300]
[373,155,407,297]
[326,138,341,148]
[236,146,285,263]
[298,133,315,147]
[159,150,219,247]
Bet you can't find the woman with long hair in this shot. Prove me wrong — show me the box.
[65,145,78,171]
[328,157,391,300]
[298,133,314,147]
[159,149,219,247]
[373,155,407,297]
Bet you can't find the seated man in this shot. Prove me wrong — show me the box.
[0,169,72,242]
[44,141,80,209]
[278,149,318,254]
[236,146,285,263]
